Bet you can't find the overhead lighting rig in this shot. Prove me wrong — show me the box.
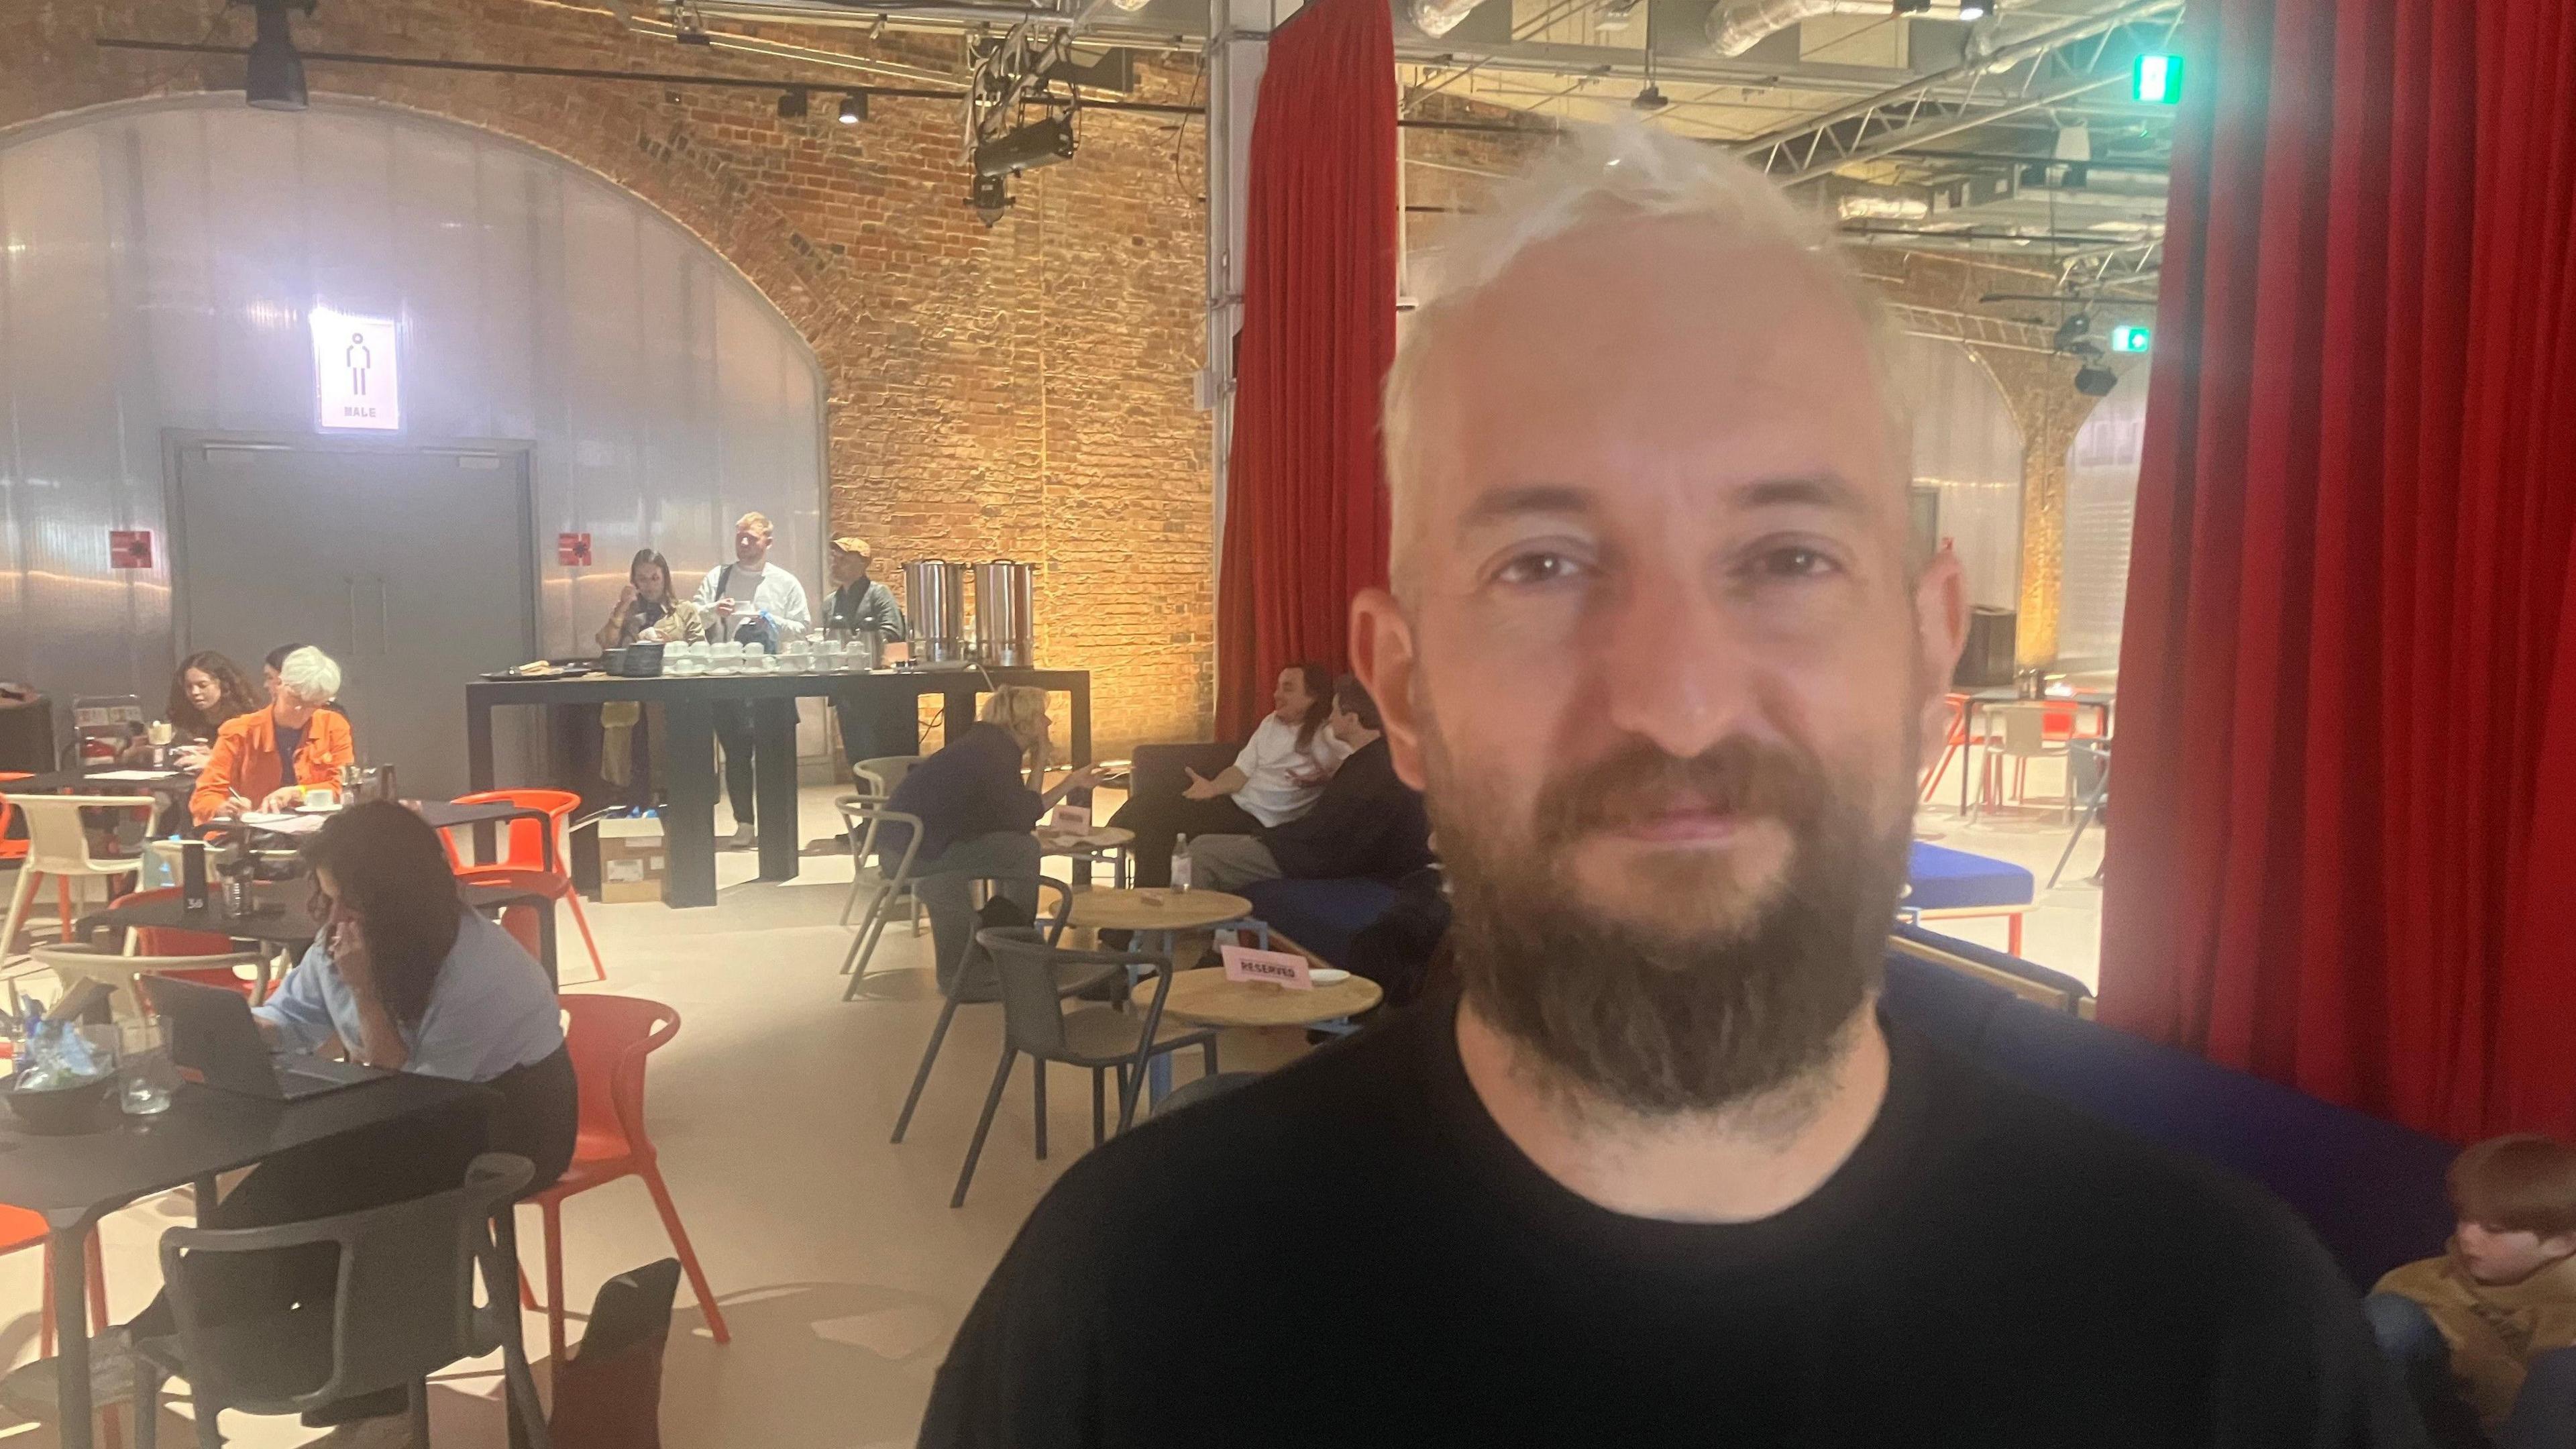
[961,24,1131,226]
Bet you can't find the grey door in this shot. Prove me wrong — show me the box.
[172,440,536,801]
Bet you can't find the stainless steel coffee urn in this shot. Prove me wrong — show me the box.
[974,561,1036,667]
[902,559,967,665]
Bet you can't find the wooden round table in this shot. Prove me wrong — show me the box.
[1036,825,1136,888]
[1068,887,1252,935]
[1159,966,1383,1028]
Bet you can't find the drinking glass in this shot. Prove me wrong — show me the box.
[117,1017,175,1115]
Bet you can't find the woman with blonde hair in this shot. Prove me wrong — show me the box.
[881,686,1102,987]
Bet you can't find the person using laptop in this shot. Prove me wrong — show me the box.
[103,802,576,1444]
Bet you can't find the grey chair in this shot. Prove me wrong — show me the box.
[2047,739,2112,889]
[1152,1069,1262,1118]
[890,876,1109,1144]
[837,799,926,989]
[951,928,1218,1208]
[131,1152,550,1449]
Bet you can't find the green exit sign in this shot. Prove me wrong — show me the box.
[2133,53,2184,105]
[2110,324,2153,354]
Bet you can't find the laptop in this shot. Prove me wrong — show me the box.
[143,977,391,1102]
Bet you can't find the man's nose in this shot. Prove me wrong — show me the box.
[1595,563,1764,761]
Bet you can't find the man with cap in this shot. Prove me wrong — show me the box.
[824,537,916,806]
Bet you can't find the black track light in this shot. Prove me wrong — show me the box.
[778,89,809,119]
[838,93,867,125]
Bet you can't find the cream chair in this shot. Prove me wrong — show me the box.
[32,942,270,1022]
[0,794,154,960]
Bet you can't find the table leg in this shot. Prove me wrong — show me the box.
[663,700,719,909]
[751,697,800,883]
[48,1217,94,1449]
[468,696,496,794]
[537,895,561,991]
[1959,701,1977,816]
[943,688,977,747]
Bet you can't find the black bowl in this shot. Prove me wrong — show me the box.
[4,1075,117,1135]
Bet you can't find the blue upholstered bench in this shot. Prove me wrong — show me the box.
[1884,926,2456,1291]
[1240,877,1399,969]
[1904,841,2037,955]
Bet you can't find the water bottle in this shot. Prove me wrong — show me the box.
[1171,835,1193,893]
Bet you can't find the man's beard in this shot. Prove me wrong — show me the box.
[1432,729,1914,1118]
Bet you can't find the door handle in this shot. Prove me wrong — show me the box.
[345,575,361,659]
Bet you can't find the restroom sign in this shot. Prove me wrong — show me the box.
[312,310,401,431]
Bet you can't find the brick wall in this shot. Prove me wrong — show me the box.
[1,0,1214,755]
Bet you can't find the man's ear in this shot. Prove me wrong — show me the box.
[1350,588,1428,792]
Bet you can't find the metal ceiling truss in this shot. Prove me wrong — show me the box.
[1886,303,2060,356]
[2055,236,2163,295]
[1735,0,2183,185]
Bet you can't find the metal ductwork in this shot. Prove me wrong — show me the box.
[1411,0,1489,38]
[1707,0,1987,57]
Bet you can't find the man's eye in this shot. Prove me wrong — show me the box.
[1752,545,1841,579]
[1493,551,1588,586]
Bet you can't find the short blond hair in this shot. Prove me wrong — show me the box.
[979,686,1049,756]
[735,512,774,539]
[1383,121,1900,596]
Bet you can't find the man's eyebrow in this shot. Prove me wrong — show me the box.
[1736,474,1866,513]
[1457,484,1593,529]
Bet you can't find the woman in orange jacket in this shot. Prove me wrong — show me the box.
[191,646,358,822]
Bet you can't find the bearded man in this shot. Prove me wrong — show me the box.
[921,126,2424,1449]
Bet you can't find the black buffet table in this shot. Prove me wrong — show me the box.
[465,667,1091,908]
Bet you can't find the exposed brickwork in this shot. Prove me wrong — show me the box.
[1,0,1214,754]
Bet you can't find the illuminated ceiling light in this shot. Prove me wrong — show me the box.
[1108,0,1155,12]
[838,93,867,125]
[1958,1,1990,17]
[246,0,309,112]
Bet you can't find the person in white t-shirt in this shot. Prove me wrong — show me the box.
[1110,663,1348,887]
[694,511,811,849]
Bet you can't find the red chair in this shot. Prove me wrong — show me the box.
[2,1208,107,1358]
[522,995,728,1364]
[441,789,605,984]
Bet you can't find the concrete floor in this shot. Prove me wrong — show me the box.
[0,767,2106,1446]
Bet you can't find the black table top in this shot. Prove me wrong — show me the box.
[466,665,1089,704]
[79,879,558,947]
[3,767,198,795]
[0,1072,486,1224]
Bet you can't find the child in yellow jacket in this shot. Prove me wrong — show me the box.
[2367,1135,2576,1448]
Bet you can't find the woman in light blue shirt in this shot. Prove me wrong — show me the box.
[125,802,576,1437]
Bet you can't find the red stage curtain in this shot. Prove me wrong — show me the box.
[2102,0,2576,1140]
[1213,0,1398,739]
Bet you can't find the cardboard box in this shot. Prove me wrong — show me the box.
[596,814,669,904]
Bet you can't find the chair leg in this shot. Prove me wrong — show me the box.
[543,1196,569,1366]
[132,1359,163,1449]
[1091,1068,1106,1147]
[2008,915,2024,956]
[890,997,961,1144]
[952,1047,1016,1209]
[38,1240,53,1358]
[1,865,41,959]
[517,1252,540,1311]
[194,1398,222,1449]
[564,895,608,984]
[2046,809,2095,890]
[1202,1039,1218,1075]
[55,877,75,938]
[637,1162,730,1344]
[85,1229,107,1336]
[1030,1059,1049,1162]
[408,1378,432,1447]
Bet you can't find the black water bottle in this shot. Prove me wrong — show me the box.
[180,839,209,912]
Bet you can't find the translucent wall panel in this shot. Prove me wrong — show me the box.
[2058,367,2147,671]
[1897,336,2025,612]
[0,96,824,706]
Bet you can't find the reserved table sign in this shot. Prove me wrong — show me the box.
[1220,944,1311,989]
[1051,802,1091,832]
